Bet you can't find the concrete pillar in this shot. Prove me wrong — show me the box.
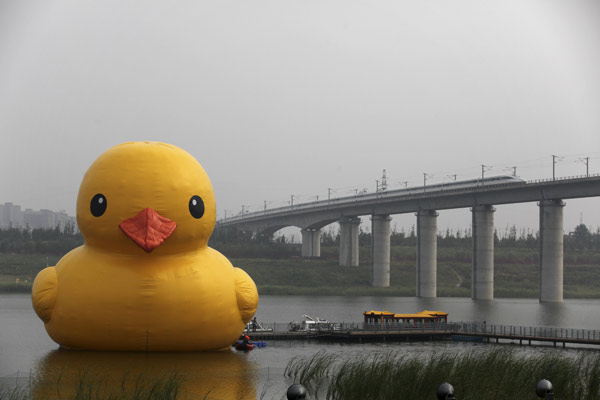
[371,215,391,287]
[539,200,565,302]
[471,205,495,300]
[301,228,321,258]
[416,210,438,297]
[339,216,361,267]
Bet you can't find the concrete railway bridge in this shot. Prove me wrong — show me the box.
[216,175,600,302]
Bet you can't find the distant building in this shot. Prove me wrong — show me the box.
[0,202,77,232]
[0,202,24,229]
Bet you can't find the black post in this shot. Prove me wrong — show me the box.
[436,382,455,399]
[287,384,308,400]
[536,379,554,400]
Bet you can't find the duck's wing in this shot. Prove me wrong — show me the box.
[233,267,258,324]
[31,266,58,323]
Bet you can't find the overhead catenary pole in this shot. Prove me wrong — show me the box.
[552,155,563,180]
[578,157,590,177]
[585,157,589,177]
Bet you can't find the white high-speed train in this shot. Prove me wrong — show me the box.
[405,174,525,194]
[225,175,526,221]
[329,175,526,204]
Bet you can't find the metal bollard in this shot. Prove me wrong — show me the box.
[287,383,308,400]
[536,379,554,400]
[436,382,455,400]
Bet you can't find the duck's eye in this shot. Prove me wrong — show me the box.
[188,195,204,219]
[90,194,107,217]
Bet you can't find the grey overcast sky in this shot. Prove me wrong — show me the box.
[1,0,599,236]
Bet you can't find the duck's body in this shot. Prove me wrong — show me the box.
[31,142,258,351]
[34,246,255,351]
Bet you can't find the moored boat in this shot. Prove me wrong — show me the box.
[364,310,448,328]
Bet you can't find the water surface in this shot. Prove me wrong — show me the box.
[2,294,600,398]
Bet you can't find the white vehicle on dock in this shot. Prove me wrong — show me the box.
[244,319,273,333]
[288,314,340,332]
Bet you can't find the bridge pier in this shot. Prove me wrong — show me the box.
[339,216,361,267]
[416,210,438,297]
[371,215,391,287]
[301,228,321,258]
[472,205,495,300]
[539,200,565,302]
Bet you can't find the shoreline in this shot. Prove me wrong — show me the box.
[3,283,600,299]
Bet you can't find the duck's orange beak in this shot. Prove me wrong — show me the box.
[119,208,177,253]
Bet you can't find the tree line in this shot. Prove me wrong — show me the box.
[0,223,83,254]
[212,223,600,252]
[1,222,598,256]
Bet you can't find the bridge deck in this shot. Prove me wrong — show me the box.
[219,175,600,229]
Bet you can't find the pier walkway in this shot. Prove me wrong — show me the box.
[247,322,600,349]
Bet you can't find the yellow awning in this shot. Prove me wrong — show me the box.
[364,310,448,319]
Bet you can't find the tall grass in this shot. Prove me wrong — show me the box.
[285,348,600,400]
[0,385,29,400]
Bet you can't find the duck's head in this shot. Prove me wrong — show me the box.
[76,142,216,255]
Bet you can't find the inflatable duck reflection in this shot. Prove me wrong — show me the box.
[32,142,258,351]
[32,350,257,399]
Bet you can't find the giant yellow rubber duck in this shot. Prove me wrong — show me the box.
[31,142,258,351]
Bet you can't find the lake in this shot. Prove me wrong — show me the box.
[2,293,600,399]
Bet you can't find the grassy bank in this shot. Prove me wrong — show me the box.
[285,348,600,400]
[1,245,599,298]
[234,243,600,298]
[0,253,60,293]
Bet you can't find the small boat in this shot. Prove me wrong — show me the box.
[234,341,256,351]
[233,340,267,351]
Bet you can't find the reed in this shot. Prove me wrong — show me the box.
[0,385,29,400]
[285,348,600,400]
[284,353,338,394]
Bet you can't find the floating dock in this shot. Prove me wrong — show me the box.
[247,322,600,349]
